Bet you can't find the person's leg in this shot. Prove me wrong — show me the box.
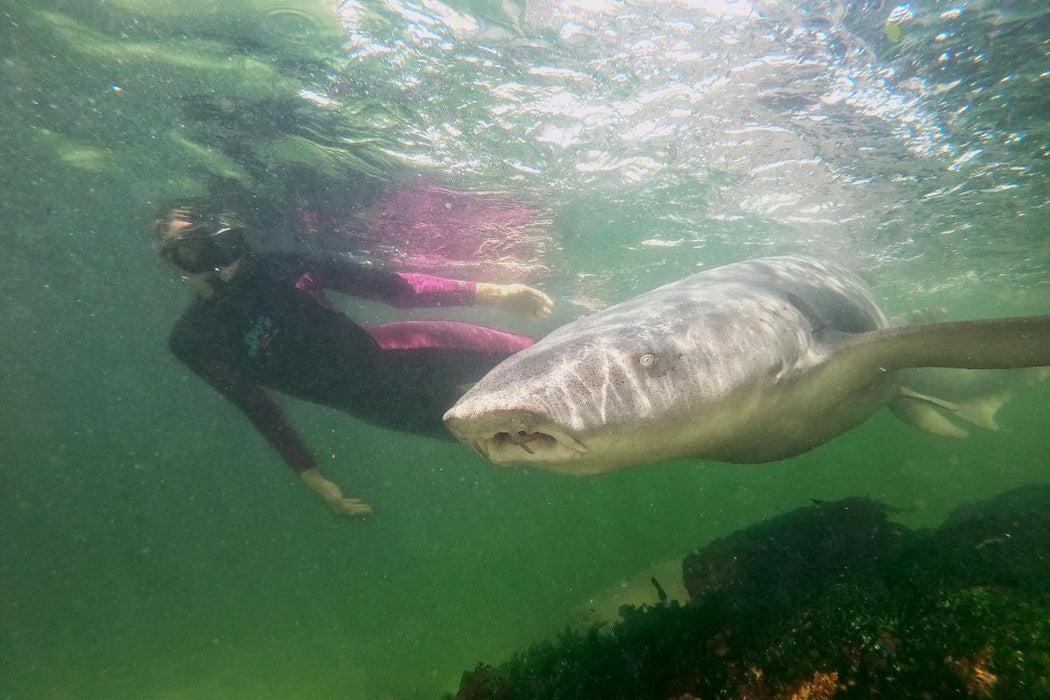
[365,339,526,437]
[362,319,533,354]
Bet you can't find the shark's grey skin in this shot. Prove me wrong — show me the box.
[443,256,1050,475]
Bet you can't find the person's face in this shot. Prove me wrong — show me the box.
[156,209,246,289]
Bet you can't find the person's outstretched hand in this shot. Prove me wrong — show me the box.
[300,468,374,517]
[476,282,554,318]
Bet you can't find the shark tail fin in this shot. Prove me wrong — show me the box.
[943,367,1050,430]
[888,390,1010,438]
[841,316,1050,373]
[888,395,970,439]
[953,395,1006,432]
[818,316,1050,436]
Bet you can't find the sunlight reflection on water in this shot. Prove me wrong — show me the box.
[330,0,1047,305]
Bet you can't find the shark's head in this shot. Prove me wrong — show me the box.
[443,306,719,475]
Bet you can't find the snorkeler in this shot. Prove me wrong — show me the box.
[155,206,553,516]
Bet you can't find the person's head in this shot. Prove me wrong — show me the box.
[154,205,248,289]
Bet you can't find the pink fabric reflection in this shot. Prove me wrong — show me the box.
[299,179,553,282]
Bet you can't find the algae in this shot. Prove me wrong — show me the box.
[455,485,1050,699]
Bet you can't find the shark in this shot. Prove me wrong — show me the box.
[443,256,1050,475]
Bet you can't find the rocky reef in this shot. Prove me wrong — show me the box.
[453,486,1050,699]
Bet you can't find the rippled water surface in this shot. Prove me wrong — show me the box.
[2,0,1048,697]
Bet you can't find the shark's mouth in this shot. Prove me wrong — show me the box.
[469,427,589,465]
[490,430,558,454]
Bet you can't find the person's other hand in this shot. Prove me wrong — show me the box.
[477,283,554,318]
[300,468,374,517]
[325,495,374,516]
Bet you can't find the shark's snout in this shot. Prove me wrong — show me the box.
[443,402,588,468]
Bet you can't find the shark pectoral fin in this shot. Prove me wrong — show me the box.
[889,393,969,439]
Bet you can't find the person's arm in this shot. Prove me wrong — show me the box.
[171,338,372,516]
[197,359,373,516]
[194,358,314,470]
[297,252,553,317]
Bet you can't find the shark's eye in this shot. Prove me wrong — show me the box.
[639,353,655,367]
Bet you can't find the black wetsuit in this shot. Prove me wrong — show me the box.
[169,253,532,472]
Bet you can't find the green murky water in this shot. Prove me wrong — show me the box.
[2,0,1049,697]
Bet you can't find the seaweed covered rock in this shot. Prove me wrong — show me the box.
[682,497,911,611]
[454,485,1050,699]
[903,486,1050,595]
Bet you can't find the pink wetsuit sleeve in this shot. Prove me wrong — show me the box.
[388,273,476,308]
[300,266,477,309]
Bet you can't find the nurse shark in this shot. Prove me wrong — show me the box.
[443,256,1050,475]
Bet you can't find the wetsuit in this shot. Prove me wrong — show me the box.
[169,251,533,473]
